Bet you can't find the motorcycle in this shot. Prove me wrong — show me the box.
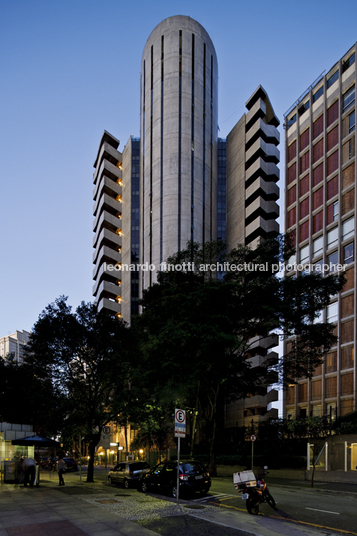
[233,467,276,515]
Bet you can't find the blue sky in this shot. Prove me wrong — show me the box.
[1,0,357,335]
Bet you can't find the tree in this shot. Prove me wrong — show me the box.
[0,355,63,435]
[134,236,344,474]
[25,296,137,482]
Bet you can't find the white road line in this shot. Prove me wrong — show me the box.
[306,507,340,515]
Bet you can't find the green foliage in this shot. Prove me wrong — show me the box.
[25,296,137,481]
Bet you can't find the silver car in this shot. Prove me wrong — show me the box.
[108,461,150,488]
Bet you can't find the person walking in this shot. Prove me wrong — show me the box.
[57,456,66,486]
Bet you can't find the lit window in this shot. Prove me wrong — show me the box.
[327,302,338,323]
[342,217,354,241]
[327,227,338,249]
[327,70,339,89]
[342,86,355,113]
[344,243,354,265]
[313,86,324,103]
[313,236,323,257]
[299,244,309,263]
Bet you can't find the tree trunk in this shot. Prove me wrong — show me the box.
[86,432,101,482]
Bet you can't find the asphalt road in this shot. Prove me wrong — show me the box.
[206,476,357,535]
[53,468,357,536]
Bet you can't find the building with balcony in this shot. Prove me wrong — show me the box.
[284,44,356,419]
[92,15,280,427]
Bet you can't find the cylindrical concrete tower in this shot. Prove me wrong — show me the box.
[140,15,218,287]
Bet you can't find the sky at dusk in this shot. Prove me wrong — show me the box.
[1,0,357,335]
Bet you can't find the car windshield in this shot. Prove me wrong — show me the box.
[180,462,204,473]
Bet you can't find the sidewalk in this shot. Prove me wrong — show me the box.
[0,477,158,536]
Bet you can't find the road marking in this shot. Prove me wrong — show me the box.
[218,503,357,535]
[306,507,340,515]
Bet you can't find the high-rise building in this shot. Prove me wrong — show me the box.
[93,15,280,427]
[0,330,30,363]
[284,44,356,419]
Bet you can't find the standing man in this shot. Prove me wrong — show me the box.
[22,456,36,487]
[57,456,66,486]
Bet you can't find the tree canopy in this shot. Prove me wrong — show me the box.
[134,236,345,472]
[24,297,137,481]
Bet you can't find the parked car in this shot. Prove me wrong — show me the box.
[62,457,78,472]
[139,460,211,498]
[107,461,150,488]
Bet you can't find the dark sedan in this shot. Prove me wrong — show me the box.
[139,460,211,498]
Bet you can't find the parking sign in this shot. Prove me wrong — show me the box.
[175,409,186,438]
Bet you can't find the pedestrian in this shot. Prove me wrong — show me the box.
[22,456,36,487]
[57,456,66,486]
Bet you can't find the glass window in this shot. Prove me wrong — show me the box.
[333,201,339,222]
[328,251,339,271]
[313,236,323,257]
[327,303,338,323]
[349,111,355,133]
[342,217,354,241]
[313,309,323,324]
[343,86,355,113]
[343,52,355,73]
[288,114,297,128]
[299,244,309,263]
[344,243,354,264]
[327,227,339,249]
[327,70,339,89]
[313,86,324,103]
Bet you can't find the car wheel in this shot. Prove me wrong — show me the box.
[124,479,130,489]
[171,485,178,498]
[141,480,148,493]
[108,476,112,485]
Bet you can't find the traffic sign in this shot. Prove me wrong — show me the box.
[250,434,256,442]
[175,408,186,438]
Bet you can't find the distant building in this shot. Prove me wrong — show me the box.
[92,15,280,427]
[0,330,30,363]
[284,44,356,419]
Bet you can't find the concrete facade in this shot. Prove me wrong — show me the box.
[284,44,357,419]
[0,330,30,363]
[140,15,218,289]
[92,131,123,318]
[92,16,280,429]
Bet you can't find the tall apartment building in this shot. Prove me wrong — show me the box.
[224,86,280,427]
[0,330,30,363]
[92,15,280,427]
[284,44,356,419]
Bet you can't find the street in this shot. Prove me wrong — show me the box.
[1,468,357,536]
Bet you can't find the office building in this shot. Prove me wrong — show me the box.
[93,15,280,427]
[284,44,356,419]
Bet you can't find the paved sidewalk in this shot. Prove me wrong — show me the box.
[0,480,157,536]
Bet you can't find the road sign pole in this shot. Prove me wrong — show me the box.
[251,440,254,471]
[177,436,180,504]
